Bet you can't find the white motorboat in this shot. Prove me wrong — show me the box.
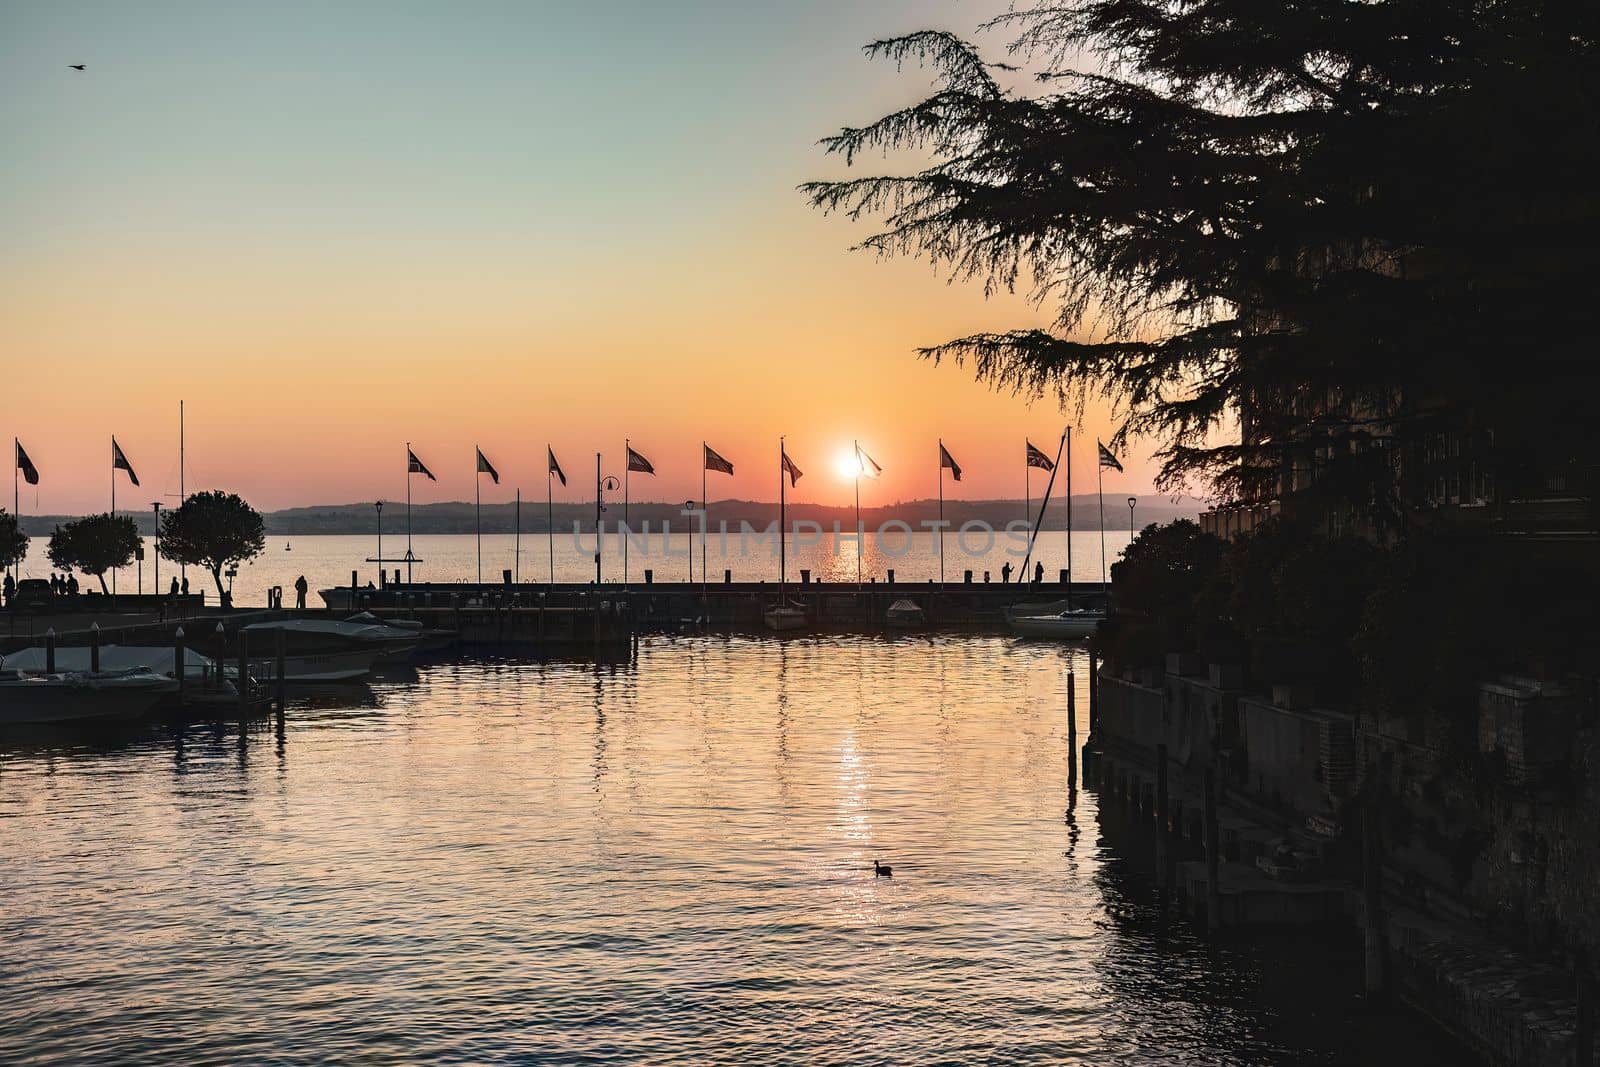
[0,666,176,725]
[236,618,418,682]
[1004,602,1106,639]
[3,644,241,706]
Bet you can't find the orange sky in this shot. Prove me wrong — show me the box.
[1,1,1160,514]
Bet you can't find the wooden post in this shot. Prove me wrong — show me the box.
[1087,648,1099,735]
[1156,742,1171,889]
[1067,670,1078,788]
[236,627,249,715]
[173,626,185,705]
[275,628,287,716]
[1577,947,1594,1067]
[1204,765,1221,935]
[90,622,101,673]
[1363,765,1388,1000]
[45,627,56,673]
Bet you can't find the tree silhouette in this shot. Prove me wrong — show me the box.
[0,509,28,573]
[159,491,266,604]
[47,514,140,594]
[805,4,1599,515]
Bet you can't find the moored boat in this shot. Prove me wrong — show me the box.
[762,603,808,632]
[0,667,176,725]
[235,618,418,682]
[1004,601,1106,639]
[886,599,926,629]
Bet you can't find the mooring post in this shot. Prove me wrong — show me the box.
[1576,946,1595,1067]
[1363,763,1388,1000]
[173,626,185,705]
[1204,765,1221,936]
[275,628,287,717]
[1087,648,1099,736]
[1156,743,1171,888]
[90,622,101,673]
[236,627,249,715]
[1067,670,1078,789]
[45,627,56,673]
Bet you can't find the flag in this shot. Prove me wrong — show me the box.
[855,444,882,478]
[1097,441,1123,473]
[1026,440,1055,471]
[112,437,140,486]
[939,442,962,482]
[476,448,500,485]
[781,450,803,487]
[548,446,567,487]
[626,446,655,475]
[407,447,436,481]
[15,440,38,486]
[704,444,734,476]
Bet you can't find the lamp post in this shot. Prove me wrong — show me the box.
[685,500,695,583]
[151,502,162,597]
[375,501,384,589]
[1127,496,1138,540]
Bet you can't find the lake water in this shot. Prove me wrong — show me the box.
[0,637,1456,1064]
[14,531,1135,607]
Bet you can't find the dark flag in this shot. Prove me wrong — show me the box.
[781,450,803,487]
[15,440,38,486]
[1026,440,1055,472]
[856,444,882,478]
[408,448,436,481]
[112,437,140,486]
[476,448,500,485]
[1097,441,1124,473]
[626,446,655,475]
[939,443,962,482]
[548,446,567,487]
[704,445,734,476]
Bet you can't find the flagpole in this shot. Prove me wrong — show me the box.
[547,454,555,587]
[110,436,116,595]
[1015,429,1067,595]
[1022,438,1028,584]
[937,439,945,588]
[701,442,708,609]
[1098,450,1107,596]
[178,400,185,589]
[13,439,19,588]
[779,436,786,593]
[1066,434,1074,609]
[515,488,521,585]
[475,447,483,586]
[405,442,413,586]
[854,440,862,589]
[623,438,630,590]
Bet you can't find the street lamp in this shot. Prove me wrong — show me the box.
[1127,496,1138,539]
[151,502,162,596]
[375,501,384,589]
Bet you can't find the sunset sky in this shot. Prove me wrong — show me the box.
[1,1,1157,513]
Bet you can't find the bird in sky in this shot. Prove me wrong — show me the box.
[69,64,85,71]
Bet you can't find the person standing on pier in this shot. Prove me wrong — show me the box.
[294,574,308,610]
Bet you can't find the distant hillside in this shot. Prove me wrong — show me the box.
[16,495,1199,537]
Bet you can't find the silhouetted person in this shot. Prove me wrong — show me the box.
[169,576,179,596]
[1034,561,1044,585]
[2,574,13,607]
[180,576,189,596]
[66,574,78,596]
[294,574,308,610]
[1001,561,1013,584]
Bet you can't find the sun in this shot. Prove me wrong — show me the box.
[834,448,862,481]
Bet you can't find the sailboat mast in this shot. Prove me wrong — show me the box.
[779,436,786,594]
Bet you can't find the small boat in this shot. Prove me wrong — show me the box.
[343,613,457,654]
[1004,601,1105,639]
[233,618,419,682]
[0,666,176,725]
[762,603,808,633]
[2,644,241,707]
[886,599,926,629]
[285,541,292,551]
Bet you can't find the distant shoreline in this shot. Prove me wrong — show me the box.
[15,496,1198,537]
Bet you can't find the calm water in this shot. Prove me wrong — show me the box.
[13,530,1133,607]
[0,637,1449,1064]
